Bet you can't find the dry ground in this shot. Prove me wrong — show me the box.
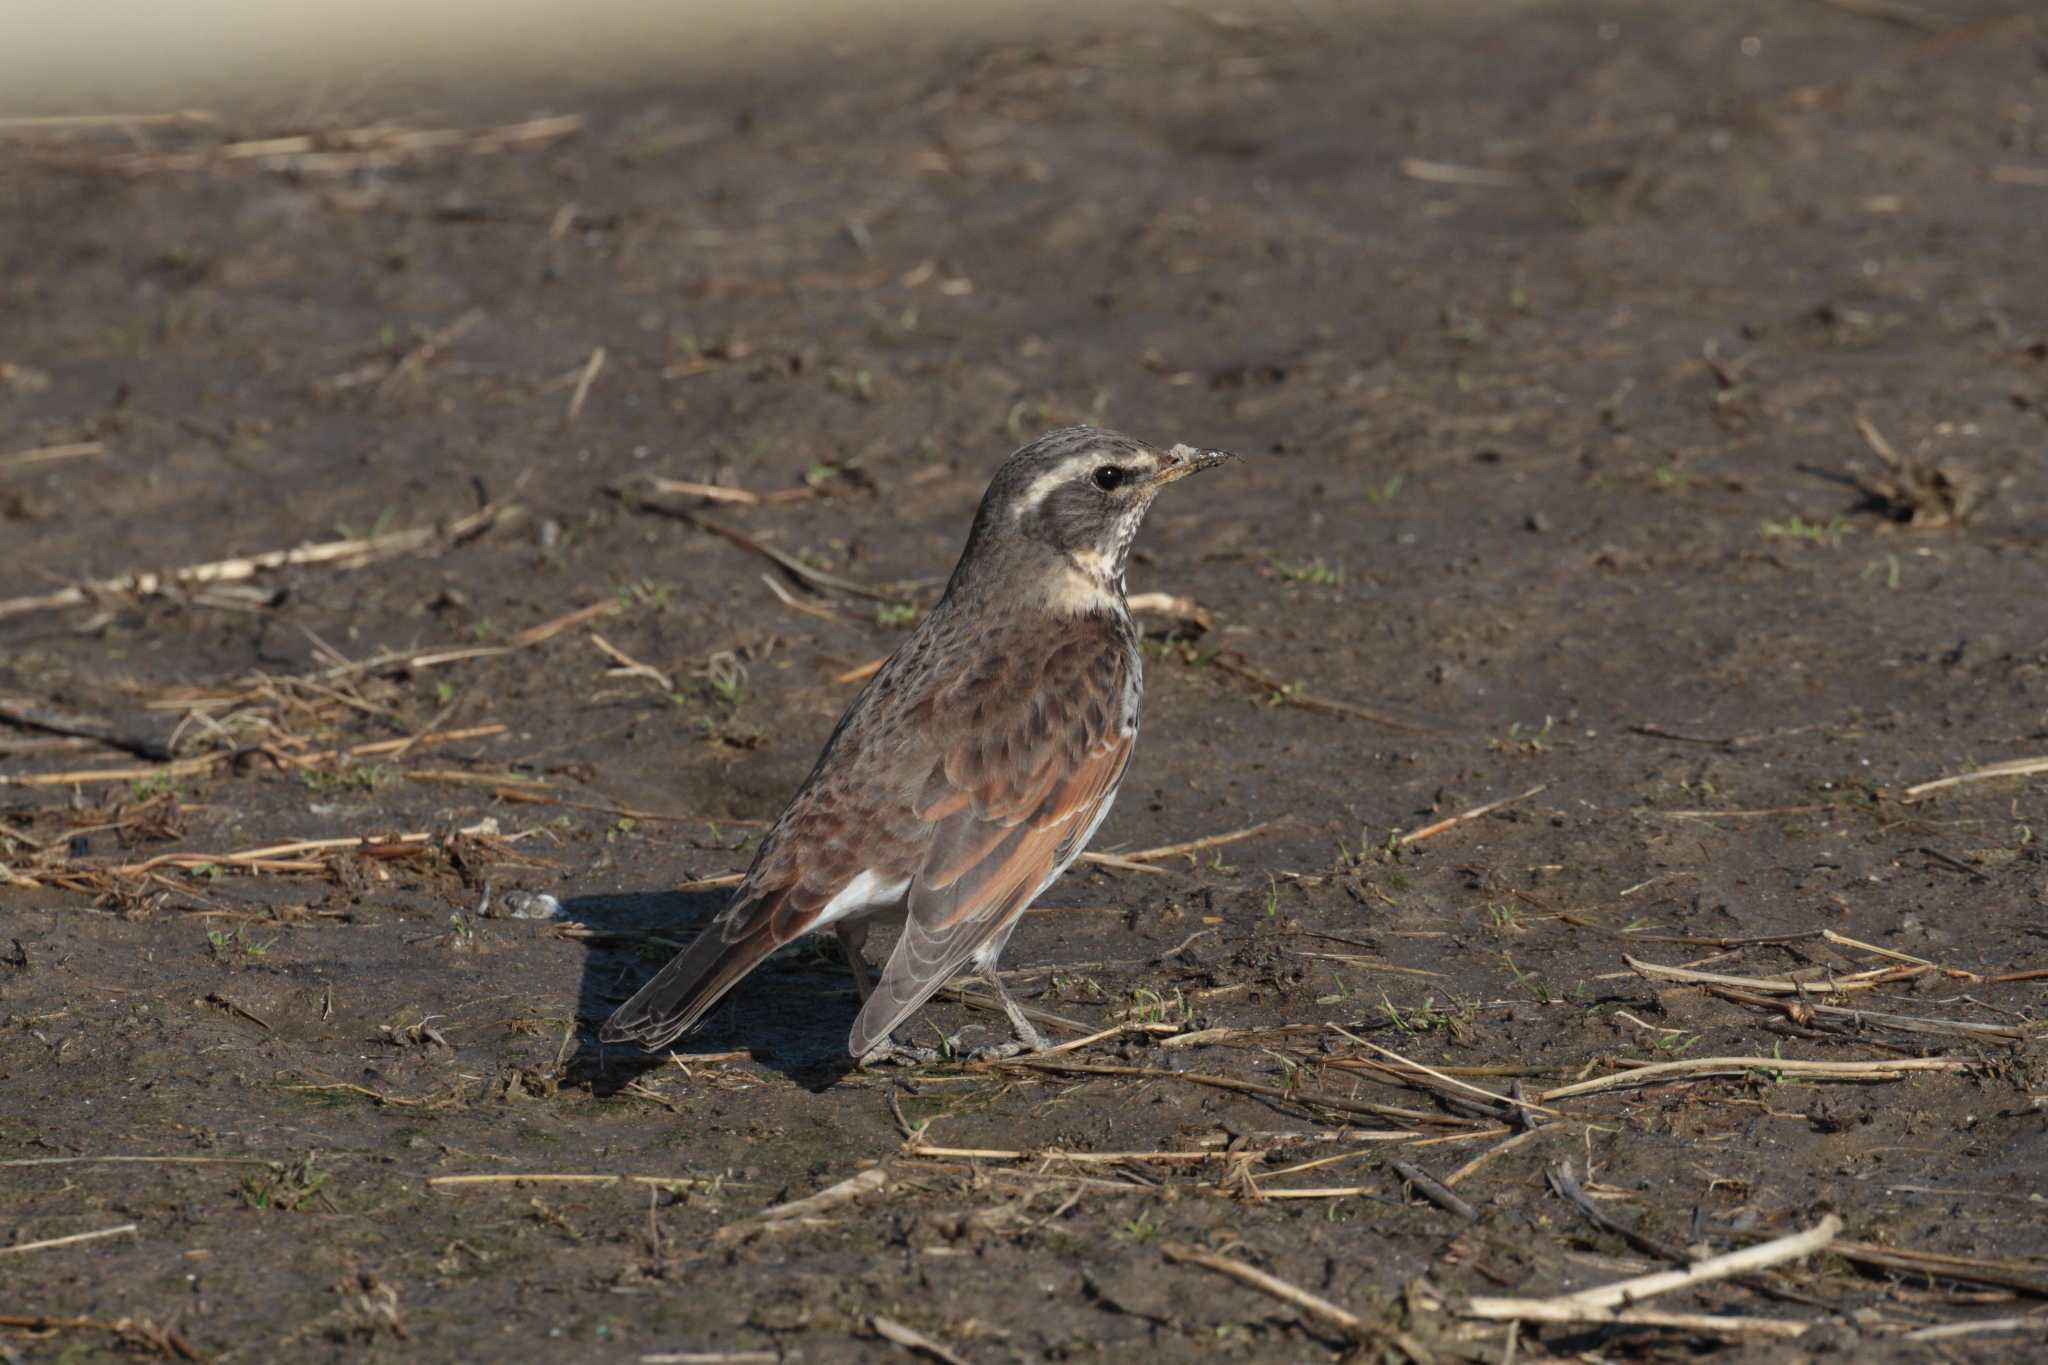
[3,1,2047,1361]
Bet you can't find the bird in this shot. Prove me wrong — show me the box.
[601,426,1233,1061]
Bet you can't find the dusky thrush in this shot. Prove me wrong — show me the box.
[601,426,1232,1060]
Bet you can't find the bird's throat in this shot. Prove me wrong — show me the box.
[1043,552,1126,616]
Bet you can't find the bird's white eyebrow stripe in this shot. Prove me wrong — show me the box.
[1013,452,1127,516]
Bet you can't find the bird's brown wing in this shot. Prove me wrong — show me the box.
[848,626,1134,1056]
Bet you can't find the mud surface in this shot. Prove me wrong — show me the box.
[4,2,2048,1360]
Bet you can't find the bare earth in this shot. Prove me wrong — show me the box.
[4,2,2047,1361]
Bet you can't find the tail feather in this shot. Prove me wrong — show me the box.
[599,925,780,1051]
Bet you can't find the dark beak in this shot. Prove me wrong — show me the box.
[1148,443,1236,488]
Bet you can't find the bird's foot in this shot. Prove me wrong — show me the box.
[855,1038,940,1069]
[963,1038,1039,1062]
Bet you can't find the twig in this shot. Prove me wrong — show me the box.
[1539,1055,1970,1102]
[427,1173,716,1191]
[590,633,675,691]
[0,439,104,471]
[377,308,484,396]
[0,109,218,131]
[1399,157,1522,187]
[1036,1021,1187,1055]
[1462,1304,1813,1338]
[1818,929,1966,972]
[564,345,606,424]
[1465,1214,1841,1318]
[903,1142,1224,1166]
[0,754,223,789]
[1546,1161,1688,1263]
[85,113,583,176]
[1442,1127,1546,1187]
[0,496,518,621]
[760,572,841,620]
[1650,804,1831,820]
[1161,1242,1371,1339]
[1399,785,1546,845]
[1390,1160,1477,1220]
[869,1315,970,1365]
[645,476,814,506]
[1211,652,1439,732]
[1903,755,2048,800]
[0,1155,280,1168]
[1624,954,1924,994]
[1902,1318,2048,1342]
[992,1057,1488,1129]
[621,498,909,602]
[1326,1024,1557,1116]
[1830,1241,2048,1297]
[1813,0,1948,33]
[0,1223,139,1256]
[1705,984,2028,1045]
[205,992,272,1030]
[714,1166,891,1243]
[1075,850,1171,876]
[1113,820,1279,864]
[108,818,506,876]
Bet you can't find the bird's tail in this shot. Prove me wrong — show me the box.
[599,922,780,1052]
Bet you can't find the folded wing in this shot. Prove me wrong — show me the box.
[848,623,1135,1056]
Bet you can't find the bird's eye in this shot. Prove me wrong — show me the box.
[1091,465,1125,492]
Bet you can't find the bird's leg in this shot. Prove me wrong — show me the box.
[964,971,1049,1060]
[834,921,875,1005]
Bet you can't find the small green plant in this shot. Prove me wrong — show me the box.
[874,603,919,628]
[1487,903,1523,932]
[1652,1030,1699,1056]
[1760,515,1850,547]
[1380,993,1445,1034]
[1490,715,1555,753]
[129,774,177,801]
[1126,987,1190,1025]
[208,927,275,962]
[616,577,676,610]
[1116,1214,1160,1244]
[1361,474,1404,505]
[702,652,748,707]
[241,1153,331,1212]
[333,506,398,541]
[824,367,875,402]
[1262,875,1280,918]
[297,764,391,795]
[1502,953,1552,1004]
[1273,557,1344,586]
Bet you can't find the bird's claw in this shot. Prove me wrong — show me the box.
[856,1039,940,1069]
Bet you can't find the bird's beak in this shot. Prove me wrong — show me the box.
[1147,443,1236,489]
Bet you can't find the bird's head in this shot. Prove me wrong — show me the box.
[957,426,1233,608]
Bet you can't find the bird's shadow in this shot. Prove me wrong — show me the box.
[561,889,862,1095]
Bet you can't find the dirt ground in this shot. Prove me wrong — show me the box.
[4,1,2047,1360]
